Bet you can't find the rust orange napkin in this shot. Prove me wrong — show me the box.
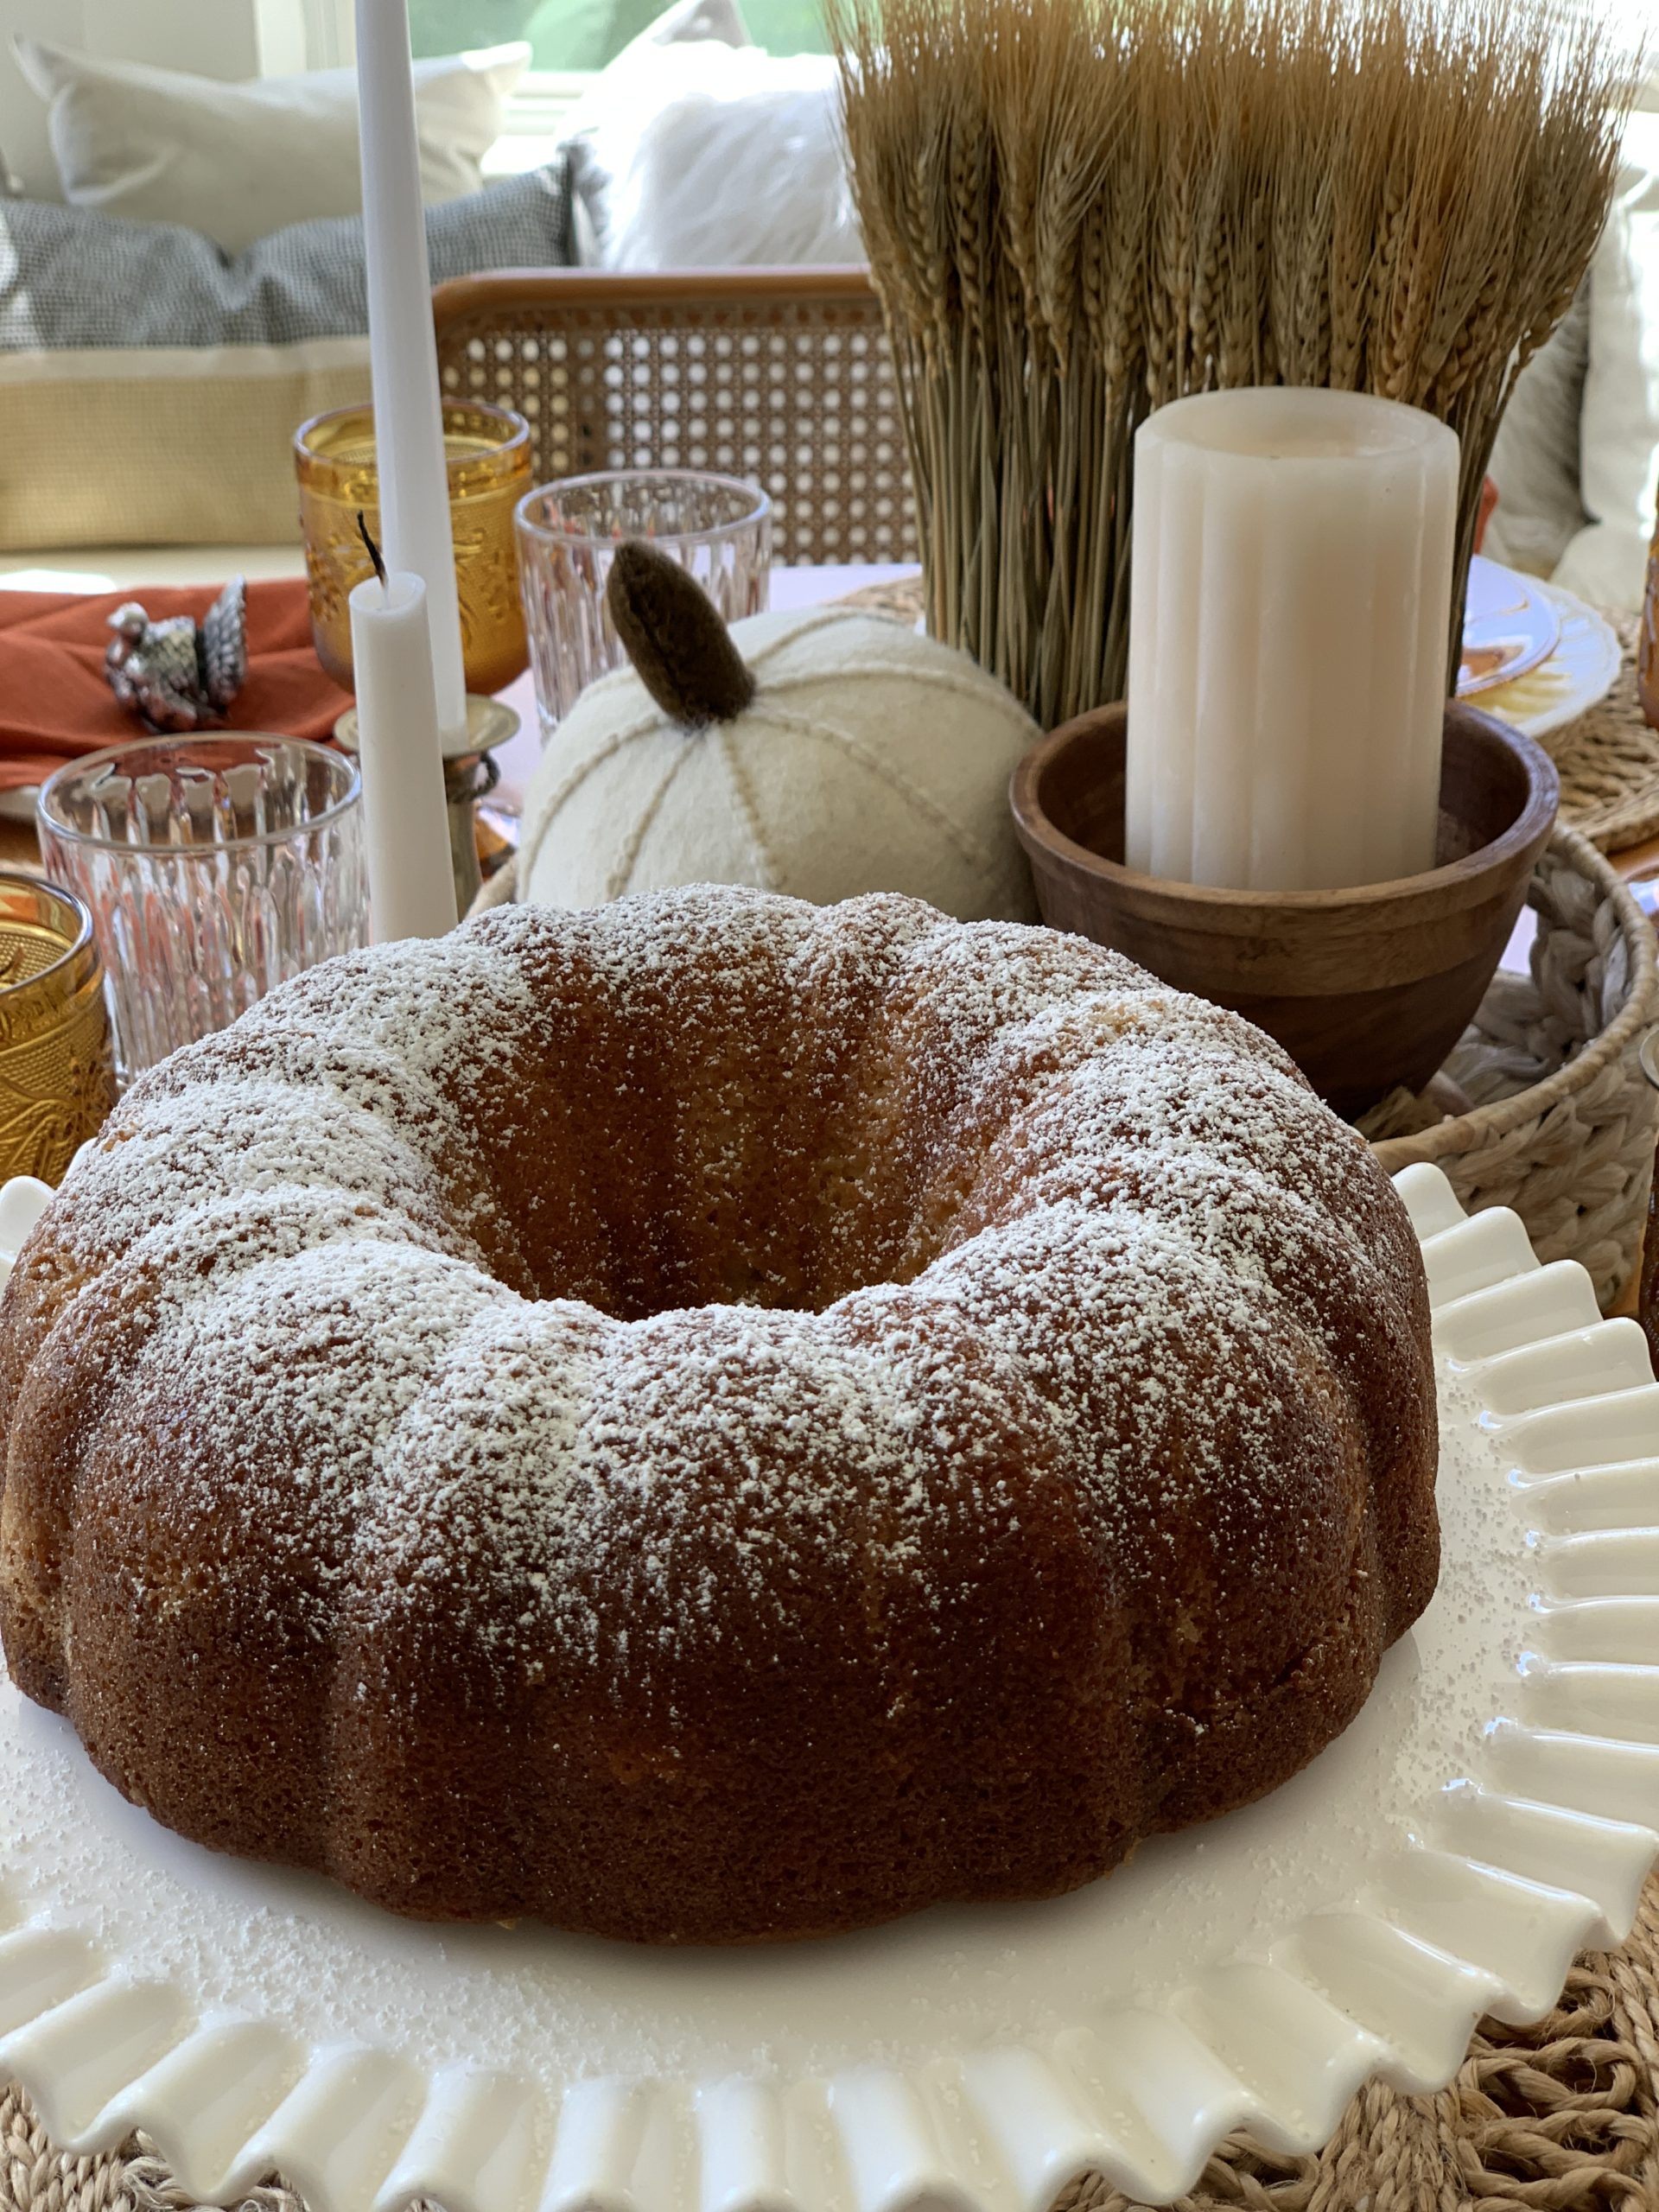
[0,582,353,793]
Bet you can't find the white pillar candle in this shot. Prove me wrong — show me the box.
[1125,388,1459,893]
[349,567,459,942]
[354,0,468,746]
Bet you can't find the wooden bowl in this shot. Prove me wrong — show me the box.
[1008,702,1560,1116]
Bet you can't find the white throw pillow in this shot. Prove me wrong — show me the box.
[11,38,529,257]
[568,40,861,269]
[1552,110,1659,613]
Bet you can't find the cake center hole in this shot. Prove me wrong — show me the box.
[505,1116,948,1323]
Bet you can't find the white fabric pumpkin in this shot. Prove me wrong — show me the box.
[517,607,1041,920]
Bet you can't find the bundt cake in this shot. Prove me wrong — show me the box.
[0,885,1438,1944]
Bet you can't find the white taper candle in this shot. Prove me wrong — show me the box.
[354,0,468,745]
[1125,388,1459,893]
[349,566,460,941]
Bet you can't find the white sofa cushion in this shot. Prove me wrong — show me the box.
[579,48,859,270]
[0,165,573,549]
[11,38,529,257]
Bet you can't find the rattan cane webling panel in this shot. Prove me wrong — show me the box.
[431,268,918,568]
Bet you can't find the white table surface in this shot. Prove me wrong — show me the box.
[0,546,315,593]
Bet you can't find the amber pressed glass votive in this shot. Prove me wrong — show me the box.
[0,875,117,1183]
[295,400,533,696]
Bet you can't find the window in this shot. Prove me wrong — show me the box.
[407,0,830,73]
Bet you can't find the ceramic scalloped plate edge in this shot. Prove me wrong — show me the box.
[0,1163,1654,2212]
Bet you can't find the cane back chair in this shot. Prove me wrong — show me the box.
[430,266,918,568]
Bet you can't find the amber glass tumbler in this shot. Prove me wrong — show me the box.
[0,875,117,1183]
[296,400,533,696]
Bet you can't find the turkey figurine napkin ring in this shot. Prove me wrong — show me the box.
[105,575,247,734]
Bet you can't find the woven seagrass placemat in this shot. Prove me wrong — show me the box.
[8,1871,1659,2212]
[838,576,1659,857]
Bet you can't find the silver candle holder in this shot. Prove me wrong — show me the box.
[334,694,519,920]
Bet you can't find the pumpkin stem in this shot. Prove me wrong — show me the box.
[606,539,757,728]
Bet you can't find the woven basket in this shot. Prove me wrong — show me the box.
[1369,822,1659,1307]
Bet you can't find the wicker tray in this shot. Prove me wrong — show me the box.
[1365,823,1659,1308]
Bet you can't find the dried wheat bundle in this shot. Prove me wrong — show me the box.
[832,0,1636,728]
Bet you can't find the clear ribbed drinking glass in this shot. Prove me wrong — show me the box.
[38,735,366,1082]
[516,470,772,741]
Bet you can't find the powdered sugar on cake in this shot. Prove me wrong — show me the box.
[10,887,1420,1676]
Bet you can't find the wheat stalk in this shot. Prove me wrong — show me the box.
[831,0,1637,728]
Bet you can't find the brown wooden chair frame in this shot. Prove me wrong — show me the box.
[431,267,918,567]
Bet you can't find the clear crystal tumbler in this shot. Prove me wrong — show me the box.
[38,735,366,1082]
[516,470,772,740]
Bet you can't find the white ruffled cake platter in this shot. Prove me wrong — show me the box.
[0,1163,1655,2212]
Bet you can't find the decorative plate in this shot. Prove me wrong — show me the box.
[1466,579,1624,741]
[1459,555,1562,693]
[0,1166,1655,2212]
